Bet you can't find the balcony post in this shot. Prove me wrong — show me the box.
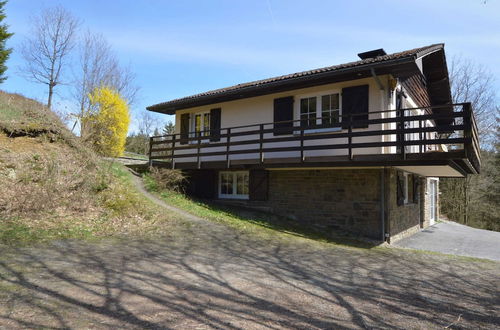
[170,134,176,169]
[197,135,201,169]
[463,103,472,159]
[300,126,305,162]
[348,114,353,160]
[226,128,231,168]
[419,120,423,154]
[400,109,406,160]
[259,124,264,164]
[148,136,153,167]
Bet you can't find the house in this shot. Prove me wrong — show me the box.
[146,44,480,243]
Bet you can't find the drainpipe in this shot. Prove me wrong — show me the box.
[371,68,385,91]
[380,168,386,242]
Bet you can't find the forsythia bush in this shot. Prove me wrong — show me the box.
[83,87,130,157]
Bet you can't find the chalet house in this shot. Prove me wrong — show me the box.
[146,44,480,243]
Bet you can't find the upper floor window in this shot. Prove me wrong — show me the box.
[193,112,210,137]
[321,93,340,125]
[300,97,317,127]
[299,92,341,129]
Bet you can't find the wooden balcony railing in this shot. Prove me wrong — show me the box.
[149,103,480,174]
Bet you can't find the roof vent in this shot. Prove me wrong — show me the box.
[357,48,387,60]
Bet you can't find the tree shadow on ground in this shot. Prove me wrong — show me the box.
[192,197,378,249]
[0,223,499,329]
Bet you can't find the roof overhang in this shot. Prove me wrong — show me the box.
[147,44,452,115]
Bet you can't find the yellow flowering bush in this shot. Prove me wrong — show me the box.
[83,87,130,157]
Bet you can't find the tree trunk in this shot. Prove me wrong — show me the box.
[47,83,54,109]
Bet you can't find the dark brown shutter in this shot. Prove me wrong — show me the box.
[249,169,268,201]
[180,113,190,145]
[396,171,405,206]
[273,96,294,135]
[341,85,369,129]
[210,108,221,142]
[412,174,419,203]
[186,170,217,199]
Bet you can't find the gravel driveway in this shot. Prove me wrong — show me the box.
[394,221,500,261]
[1,219,499,329]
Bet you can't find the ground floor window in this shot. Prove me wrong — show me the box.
[219,171,249,199]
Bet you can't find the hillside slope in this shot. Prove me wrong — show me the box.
[0,91,180,244]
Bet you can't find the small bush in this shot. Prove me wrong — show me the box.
[148,167,186,192]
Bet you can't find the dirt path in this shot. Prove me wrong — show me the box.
[128,171,208,225]
[0,176,499,329]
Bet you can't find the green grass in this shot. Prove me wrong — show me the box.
[0,221,95,246]
[142,173,375,248]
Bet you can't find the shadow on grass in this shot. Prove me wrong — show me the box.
[185,196,378,249]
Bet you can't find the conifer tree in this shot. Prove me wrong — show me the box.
[0,1,13,83]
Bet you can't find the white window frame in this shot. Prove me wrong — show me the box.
[295,89,342,134]
[218,171,249,200]
[428,178,439,223]
[190,111,211,144]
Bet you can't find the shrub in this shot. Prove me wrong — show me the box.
[148,167,186,192]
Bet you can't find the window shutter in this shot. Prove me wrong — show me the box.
[180,113,190,145]
[210,108,221,142]
[396,171,405,206]
[412,174,419,203]
[249,169,268,201]
[341,85,369,129]
[273,96,294,135]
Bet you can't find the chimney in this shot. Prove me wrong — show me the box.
[358,49,387,60]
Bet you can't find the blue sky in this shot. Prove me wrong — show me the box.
[3,0,500,132]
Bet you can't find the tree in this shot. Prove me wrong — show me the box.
[440,56,499,230]
[20,6,79,109]
[73,31,138,135]
[83,87,130,157]
[0,1,13,83]
[163,121,175,135]
[449,56,497,146]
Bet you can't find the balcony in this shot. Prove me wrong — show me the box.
[149,103,480,177]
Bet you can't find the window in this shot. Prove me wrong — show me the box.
[403,173,415,204]
[321,94,340,126]
[300,97,317,127]
[193,112,210,137]
[219,171,249,199]
[299,92,341,129]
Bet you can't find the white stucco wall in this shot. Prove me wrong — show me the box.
[168,76,430,164]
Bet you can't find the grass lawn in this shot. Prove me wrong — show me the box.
[142,174,380,249]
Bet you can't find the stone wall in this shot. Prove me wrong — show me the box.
[265,169,383,239]
[385,168,422,243]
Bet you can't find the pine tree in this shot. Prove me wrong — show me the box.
[0,1,13,83]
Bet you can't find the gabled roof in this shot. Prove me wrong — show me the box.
[147,44,447,114]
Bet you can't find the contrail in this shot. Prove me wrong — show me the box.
[266,0,277,28]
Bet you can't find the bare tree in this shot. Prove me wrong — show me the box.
[73,31,139,136]
[138,111,155,136]
[449,56,498,146]
[441,56,499,228]
[20,6,80,109]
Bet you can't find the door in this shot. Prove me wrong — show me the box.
[429,179,438,225]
